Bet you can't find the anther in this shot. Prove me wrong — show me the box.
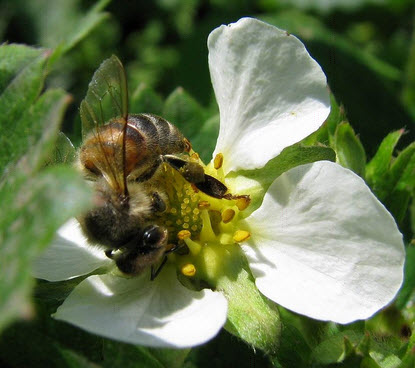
[177,230,191,240]
[198,201,211,210]
[233,230,251,242]
[181,263,196,277]
[221,208,235,223]
[235,196,251,211]
[214,153,224,169]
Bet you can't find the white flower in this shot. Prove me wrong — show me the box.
[33,18,405,348]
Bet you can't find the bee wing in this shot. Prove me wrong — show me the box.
[80,55,129,195]
[53,132,76,164]
[45,132,76,167]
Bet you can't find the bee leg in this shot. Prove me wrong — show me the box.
[150,256,168,281]
[135,158,162,183]
[192,174,228,199]
[163,154,228,198]
[162,154,205,183]
[162,154,249,201]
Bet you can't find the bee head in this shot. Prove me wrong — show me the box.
[114,225,168,275]
[78,179,152,249]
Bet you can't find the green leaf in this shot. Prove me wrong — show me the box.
[215,246,281,354]
[368,335,405,368]
[22,0,110,55]
[0,44,43,92]
[12,89,71,175]
[162,87,207,141]
[0,45,49,170]
[271,322,311,368]
[0,166,92,333]
[335,122,366,177]
[0,321,99,368]
[190,114,219,163]
[278,0,386,13]
[227,144,336,213]
[366,129,404,189]
[130,83,164,116]
[186,329,272,368]
[402,15,415,119]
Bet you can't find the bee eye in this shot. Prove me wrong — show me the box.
[142,225,166,247]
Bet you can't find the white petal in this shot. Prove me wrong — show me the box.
[209,18,330,174]
[54,266,228,348]
[32,219,112,281]
[243,161,405,324]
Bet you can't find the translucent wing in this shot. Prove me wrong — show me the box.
[80,55,129,195]
[51,132,76,164]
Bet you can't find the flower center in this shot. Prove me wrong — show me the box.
[157,153,250,284]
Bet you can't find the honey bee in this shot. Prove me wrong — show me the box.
[76,55,229,279]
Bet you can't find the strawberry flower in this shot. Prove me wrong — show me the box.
[33,18,405,348]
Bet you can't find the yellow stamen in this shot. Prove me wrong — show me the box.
[177,230,191,240]
[198,200,211,210]
[214,153,224,169]
[233,230,251,242]
[200,209,216,241]
[184,237,202,255]
[235,196,251,211]
[221,208,235,223]
[181,263,196,277]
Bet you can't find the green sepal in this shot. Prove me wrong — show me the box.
[399,331,415,368]
[385,142,415,224]
[334,122,366,177]
[396,243,415,309]
[215,246,281,355]
[310,330,363,365]
[226,144,336,214]
[366,135,415,226]
[366,129,404,192]
[301,93,344,147]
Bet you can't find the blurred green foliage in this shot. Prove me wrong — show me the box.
[1,0,415,367]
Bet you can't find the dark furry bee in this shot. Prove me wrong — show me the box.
[77,56,228,279]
